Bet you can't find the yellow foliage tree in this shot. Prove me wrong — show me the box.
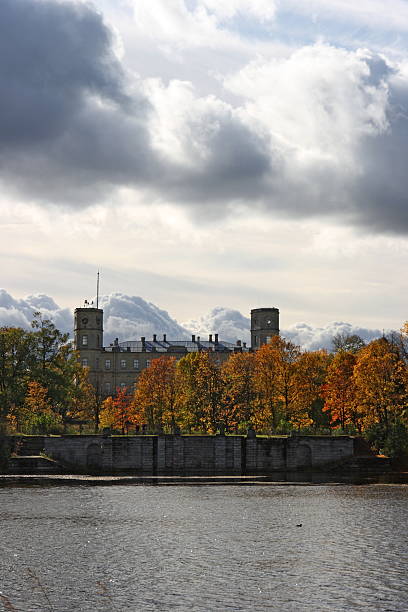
[132,356,178,433]
[353,338,408,432]
[221,352,256,431]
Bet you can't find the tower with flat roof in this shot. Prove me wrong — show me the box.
[250,307,279,349]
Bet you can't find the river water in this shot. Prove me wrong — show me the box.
[0,484,407,611]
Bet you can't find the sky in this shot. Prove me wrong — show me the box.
[1,0,408,344]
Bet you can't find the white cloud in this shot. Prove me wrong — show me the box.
[100,293,189,343]
[282,321,383,351]
[183,306,251,343]
[226,44,390,163]
[0,289,72,333]
[0,289,390,350]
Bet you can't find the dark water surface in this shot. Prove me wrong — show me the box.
[0,484,407,611]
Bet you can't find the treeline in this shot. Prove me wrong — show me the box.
[100,331,408,457]
[2,315,408,457]
[0,314,98,434]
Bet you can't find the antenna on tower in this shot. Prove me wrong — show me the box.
[96,270,100,309]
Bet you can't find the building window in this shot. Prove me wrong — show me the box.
[120,359,127,369]
[120,382,126,389]
[82,335,88,346]
[266,336,272,344]
[133,359,139,370]
[105,359,111,370]
[82,358,88,367]
[105,382,111,394]
[146,360,151,368]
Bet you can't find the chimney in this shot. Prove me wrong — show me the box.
[192,334,196,343]
[197,336,200,343]
[243,341,247,348]
[141,336,146,350]
[215,333,219,344]
[163,334,167,343]
[209,334,213,342]
[237,340,242,347]
[153,334,157,342]
[114,337,119,346]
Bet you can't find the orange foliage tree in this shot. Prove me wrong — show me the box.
[322,351,359,431]
[132,356,178,433]
[292,350,330,429]
[353,338,408,433]
[221,352,256,432]
[100,387,132,434]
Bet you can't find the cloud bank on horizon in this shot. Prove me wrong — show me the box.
[1,0,408,234]
[0,289,384,351]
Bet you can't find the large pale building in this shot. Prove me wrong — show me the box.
[74,304,279,397]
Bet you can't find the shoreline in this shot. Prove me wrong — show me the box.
[1,473,407,487]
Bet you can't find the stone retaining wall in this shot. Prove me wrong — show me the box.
[11,434,354,474]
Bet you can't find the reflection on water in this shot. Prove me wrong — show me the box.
[0,484,407,611]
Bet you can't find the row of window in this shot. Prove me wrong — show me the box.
[105,359,151,370]
[82,359,151,369]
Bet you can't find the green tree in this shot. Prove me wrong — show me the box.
[0,326,37,423]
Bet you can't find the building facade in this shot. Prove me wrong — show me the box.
[74,304,279,397]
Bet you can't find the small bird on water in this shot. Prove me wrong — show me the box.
[296,523,302,527]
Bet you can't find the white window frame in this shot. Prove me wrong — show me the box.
[82,335,88,346]
[133,359,139,370]
[82,358,88,367]
[105,359,111,370]
[120,359,127,369]
[146,360,151,368]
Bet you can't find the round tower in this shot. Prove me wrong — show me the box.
[251,307,279,349]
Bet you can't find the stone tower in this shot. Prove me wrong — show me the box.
[74,306,104,366]
[250,307,279,349]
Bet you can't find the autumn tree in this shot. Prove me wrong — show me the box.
[132,356,178,433]
[221,352,256,431]
[253,336,301,431]
[111,387,132,434]
[176,352,223,433]
[353,338,408,434]
[293,350,330,430]
[322,351,359,431]
[20,381,61,434]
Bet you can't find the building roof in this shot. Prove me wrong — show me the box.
[104,339,247,353]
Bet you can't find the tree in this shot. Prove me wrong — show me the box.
[30,313,77,421]
[0,327,37,422]
[132,356,178,433]
[322,351,359,431]
[293,350,330,430]
[353,338,408,434]
[20,381,62,434]
[253,336,301,431]
[221,352,256,431]
[112,387,132,434]
[176,352,223,433]
[332,332,365,354]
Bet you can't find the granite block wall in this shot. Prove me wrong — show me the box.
[12,434,354,474]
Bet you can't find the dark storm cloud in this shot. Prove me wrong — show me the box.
[1,1,408,236]
[0,0,124,146]
[0,0,156,201]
